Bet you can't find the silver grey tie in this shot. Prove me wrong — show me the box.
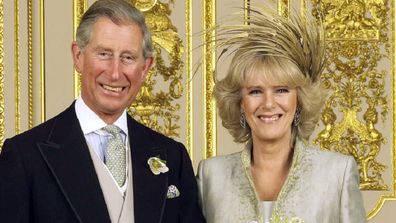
[102,125,126,187]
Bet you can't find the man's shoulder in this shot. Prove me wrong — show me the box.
[127,115,181,146]
[6,104,74,144]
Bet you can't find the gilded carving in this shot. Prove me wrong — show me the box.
[129,0,184,138]
[317,0,385,40]
[0,0,4,147]
[312,0,390,191]
[133,0,158,11]
[278,0,290,18]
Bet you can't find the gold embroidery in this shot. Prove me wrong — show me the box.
[271,213,304,223]
[241,140,310,222]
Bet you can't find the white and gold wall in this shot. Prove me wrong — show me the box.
[0,0,395,221]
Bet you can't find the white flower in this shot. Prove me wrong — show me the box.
[148,156,169,175]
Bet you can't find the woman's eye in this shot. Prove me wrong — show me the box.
[249,89,261,95]
[276,88,289,93]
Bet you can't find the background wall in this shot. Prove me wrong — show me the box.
[0,0,395,221]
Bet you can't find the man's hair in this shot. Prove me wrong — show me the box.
[76,0,153,58]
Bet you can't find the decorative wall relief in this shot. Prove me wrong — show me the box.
[312,0,390,190]
[130,0,184,138]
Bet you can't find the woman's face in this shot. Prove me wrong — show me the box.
[241,73,298,145]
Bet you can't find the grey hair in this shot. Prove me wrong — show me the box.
[76,0,153,59]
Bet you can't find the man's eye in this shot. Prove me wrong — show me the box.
[121,55,135,64]
[97,51,112,59]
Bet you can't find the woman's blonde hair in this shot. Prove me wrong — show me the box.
[214,7,327,144]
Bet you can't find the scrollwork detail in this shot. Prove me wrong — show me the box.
[312,0,390,190]
[129,0,183,138]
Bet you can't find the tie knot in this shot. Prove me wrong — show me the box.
[102,125,122,137]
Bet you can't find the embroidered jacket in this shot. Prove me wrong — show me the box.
[196,140,367,223]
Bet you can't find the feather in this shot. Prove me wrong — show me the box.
[213,5,326,82]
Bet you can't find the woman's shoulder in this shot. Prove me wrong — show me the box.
[199,151,242,168]
[302,144,355,171]
[197,151,245,179]
[305,145,351,161]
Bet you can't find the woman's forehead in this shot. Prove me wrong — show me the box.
[243,69,287,86]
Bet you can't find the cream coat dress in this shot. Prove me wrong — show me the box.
[196,140,367,223]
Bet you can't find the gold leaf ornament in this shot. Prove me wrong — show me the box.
[147,156,169,175]
[131,0,157,11]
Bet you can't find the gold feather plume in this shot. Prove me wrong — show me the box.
[214,6,326,82]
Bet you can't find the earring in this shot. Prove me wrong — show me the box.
[240,108,246,129]
[293,107,301,127]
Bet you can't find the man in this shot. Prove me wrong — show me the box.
[0,0,205,222]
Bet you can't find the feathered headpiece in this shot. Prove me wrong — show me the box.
[214,6,326,82]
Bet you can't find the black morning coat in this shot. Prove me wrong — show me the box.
[0,102,206,223]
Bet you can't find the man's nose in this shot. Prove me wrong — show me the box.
[109,58,121,80]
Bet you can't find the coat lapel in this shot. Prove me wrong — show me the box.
[37,104,111,223]
[129,117,168,223]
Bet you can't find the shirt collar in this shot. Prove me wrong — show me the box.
[75,97,128,136]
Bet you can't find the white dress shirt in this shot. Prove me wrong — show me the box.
[75,97,130,193]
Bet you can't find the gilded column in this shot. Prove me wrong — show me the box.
[186,0,193,159]
[73,0,87,98]
[245,0,250,23]
[28,0,33,128]
[40,0,46,122]
[202,0,217,158]
[14,0,20,134]
[0,0,4,147]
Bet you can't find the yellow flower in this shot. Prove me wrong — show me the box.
[148,157,169,175]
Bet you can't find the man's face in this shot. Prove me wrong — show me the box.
[72,17,152,124]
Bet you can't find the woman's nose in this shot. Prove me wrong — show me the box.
[263,92,276,109]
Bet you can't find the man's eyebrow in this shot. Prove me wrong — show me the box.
[121,49,139,55]
[92,45,112,52]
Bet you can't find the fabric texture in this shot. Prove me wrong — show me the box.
[196,140,367,223]
[102,125,126,187]
[87,135,134,223]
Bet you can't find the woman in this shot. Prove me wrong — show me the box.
[196,8,366,223]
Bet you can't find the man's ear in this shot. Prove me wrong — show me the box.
[71,41,83,73]
[140,57,154,81]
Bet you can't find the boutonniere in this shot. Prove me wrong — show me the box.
[148,156,169,175]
